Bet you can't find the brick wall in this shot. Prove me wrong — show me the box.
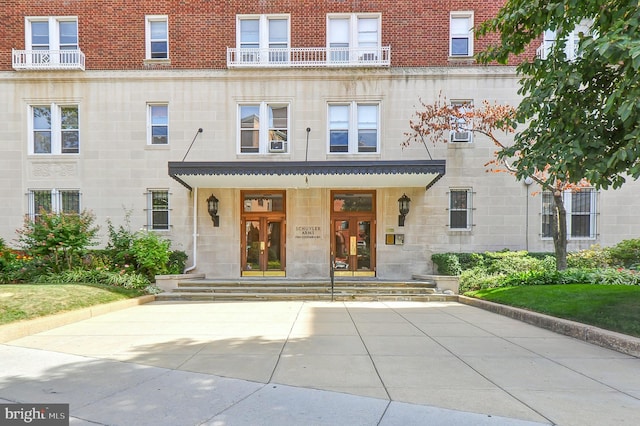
[1,0,536,70]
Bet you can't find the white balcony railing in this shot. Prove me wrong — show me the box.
[227,46,391,68]
[12,49,86,71]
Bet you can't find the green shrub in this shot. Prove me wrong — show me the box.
[608,238,640,269]
[457,253,484,270]
[130,230,171,281]
[105,212,185,280]
[482,250,554,275]
[35,268,152,290]
[567,245,612,268]
[431,253,462,275]
[167,250,188,274]
[459,268,503,292]
[16,211,99,272]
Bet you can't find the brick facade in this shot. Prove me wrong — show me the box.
[1,0,533,70]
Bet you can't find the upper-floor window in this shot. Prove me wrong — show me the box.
[148,104,168,145]
[15,17,85,70]
[146,16,168,60]
[28,189,80,221]
[450,100,473,143]
[537,29,580,60]
[27,17,78,52]
[450,12,474,57]
[328,103,379,154]
[30,103,79,155]
[237,15,289,63]
[449,188,473,230]
[328,14,381,62]
[542,189,597,239]
[147,189,170,230]
[239,102,289,154]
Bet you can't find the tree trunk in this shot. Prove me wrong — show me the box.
[552,191,568,270]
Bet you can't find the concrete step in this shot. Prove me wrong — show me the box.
[155,292,457,302]
[176,279,437,289]
[156,278,448,302]
[170,286,437,295]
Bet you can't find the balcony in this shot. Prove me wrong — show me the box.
[12,49,86,71]
[227,46,391,68]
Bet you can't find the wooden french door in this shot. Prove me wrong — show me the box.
[241,191,286,276]
[331,191,376,277]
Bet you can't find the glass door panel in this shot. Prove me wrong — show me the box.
[266,220,283,271]
[356,220,371,271]
[333,220,350,271]
[244,220,262,272]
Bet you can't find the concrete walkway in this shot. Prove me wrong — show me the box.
[1,300,639,425]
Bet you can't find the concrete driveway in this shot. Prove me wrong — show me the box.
[1,300,639,425]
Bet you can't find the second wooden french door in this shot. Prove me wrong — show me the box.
[331,191,376,277]
[241,191,286,277]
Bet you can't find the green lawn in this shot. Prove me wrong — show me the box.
[0,284,146,325]
[466,284,640,338]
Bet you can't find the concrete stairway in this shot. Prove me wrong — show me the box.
[155,278,457,302]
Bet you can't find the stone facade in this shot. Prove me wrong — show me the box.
[1,1,639,280]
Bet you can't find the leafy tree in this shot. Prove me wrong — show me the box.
[405,95,586,270]
[16,210,99,272]
[476,0,640,190]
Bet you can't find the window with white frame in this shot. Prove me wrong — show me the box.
[28,189,80,221]
[148,104,168,145]
[146,16,168,59]
[328,102,379,154]
[239,103,289,154]
[30,103,79,154]
[147,189,169,230]
[450,100,473,143]
[450,12,474,57]
[328,14,381,62]
[237,15,289,63]
[541,189,597,239]
[449,189,473,230]
[27,17,78,59]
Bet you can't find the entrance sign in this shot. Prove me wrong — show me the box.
[295,226,321,239]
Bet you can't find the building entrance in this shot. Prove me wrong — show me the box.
[241,191,286,276]
[331,191,376,277]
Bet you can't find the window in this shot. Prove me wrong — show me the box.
[450,12,473,57]
[541,189,597,239]
[328,103,379,154]
[328,14,381,62]
[239,103,289,154]
[146,16,168,59]
[450,100,473,143]
[538,29,580,60]
[26,17,78,61]
[28,189,80,221]
[30,103,79,154]
[148,104,168,145]
[237,15,289,63]
[147,190,169,230]
[449,189,472,230]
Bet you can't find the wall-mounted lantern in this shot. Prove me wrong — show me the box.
[398,193,411,227]
[206,194,219,227]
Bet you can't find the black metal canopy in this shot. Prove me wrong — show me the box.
[168,160,445,190]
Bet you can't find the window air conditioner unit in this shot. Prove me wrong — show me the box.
[451,131,471,142]
[269,140,288,152]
